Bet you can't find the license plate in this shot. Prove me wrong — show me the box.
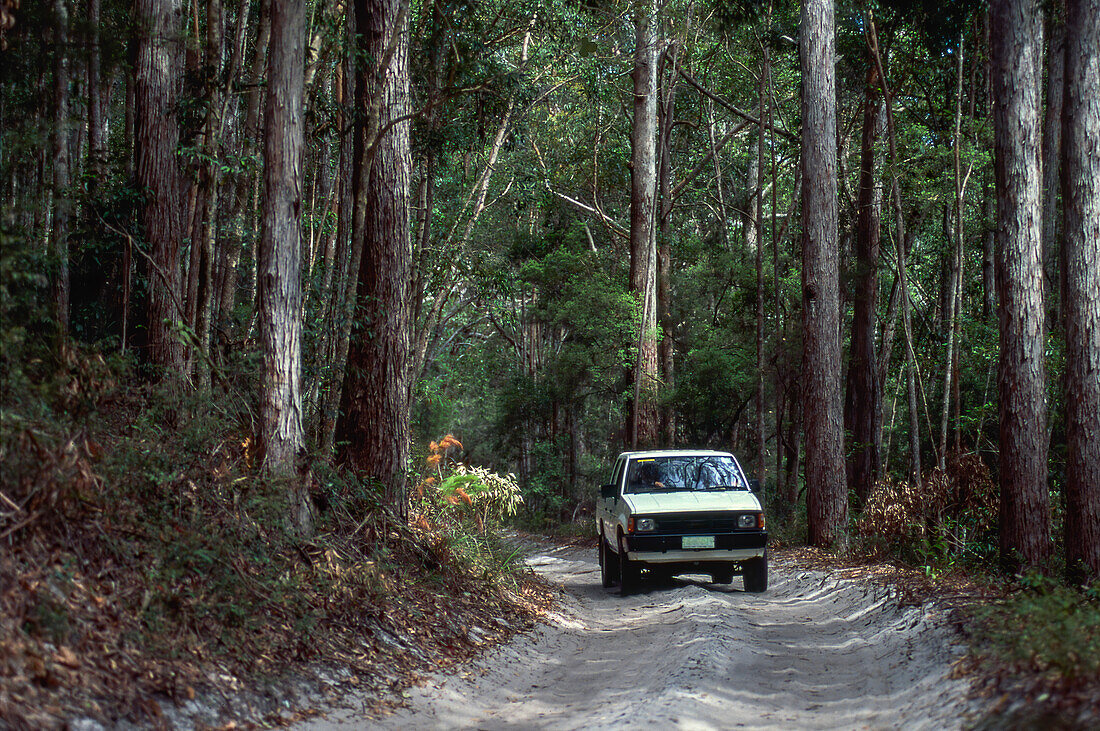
[682,536,715,549]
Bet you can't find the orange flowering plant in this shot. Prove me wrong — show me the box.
[414,435,523,532]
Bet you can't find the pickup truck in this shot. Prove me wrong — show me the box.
[595,450,768,594]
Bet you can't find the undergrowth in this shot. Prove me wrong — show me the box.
[967,573,1100,681]
[0,340,548,728]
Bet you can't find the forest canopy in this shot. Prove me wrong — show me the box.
[0,0,1097,581]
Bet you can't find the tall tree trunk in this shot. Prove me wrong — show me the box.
[844,60,882,504]
[336,0,412,509]
[982,178,996,320]
[800,0,847,547]
[51,0,71,336]
[136,0,186,377]
[628,0,660,450]
[991,0,1050,572]
[86,0,107,184]
[258,0,306,493]
[1061,0,1100,581]
[316,12,356,455]
[939,34,968,470]
[1040,14,1066,328]
[657,35,680,448]
[188,0,226,389]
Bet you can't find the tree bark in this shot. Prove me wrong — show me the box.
[336,0,413,508]
[136,0,186,376]
[1061,0,1100,581]
[844,60,882,505]
[1040,15,1066,328]
[991,0,1050,572]
[800,0,847,547]
[982,178,996,321]
[657,34,680,449]
[939,34,968,470]
[258,0,306,485]
[51,0,71,336]
[187,0,226,389]
[86,0,107,184]
[628,0,660,450]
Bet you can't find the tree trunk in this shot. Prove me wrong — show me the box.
[982,178,996,321]
[86,0,107,184]
[315,12,356,455]
[188,0,225,389]
[939,34,968,470]
[657,35,679,448]
[1061,0,1100,581]
[800,0,847,547]
[136,0,186,377]
[1040,15,1065,328]
[844,60,882,505]
[258,0,306,489]
[628,0,660,450]
[991,0,1050,572]
[336,0,412,509]
[50,0,71,336]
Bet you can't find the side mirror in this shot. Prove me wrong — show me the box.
[747,479,761,494]
[600,484,618,499]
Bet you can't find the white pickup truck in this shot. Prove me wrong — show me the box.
[595,450,768,594]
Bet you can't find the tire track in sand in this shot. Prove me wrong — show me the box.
[303,541,980,730]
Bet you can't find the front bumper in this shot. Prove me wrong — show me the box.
[624,531,767,563]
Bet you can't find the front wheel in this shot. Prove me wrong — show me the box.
[618,533,641,595]
[742,549,768,593]
[599,535,617,588]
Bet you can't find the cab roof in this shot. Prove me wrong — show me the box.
[617,449,736,460]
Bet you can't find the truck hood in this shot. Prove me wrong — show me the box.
[624,491,762,514]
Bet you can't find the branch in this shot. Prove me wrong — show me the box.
[678,69,796,141]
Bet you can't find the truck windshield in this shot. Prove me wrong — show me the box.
[624,456,747,494]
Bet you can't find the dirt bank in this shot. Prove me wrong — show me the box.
[301,540,983,729]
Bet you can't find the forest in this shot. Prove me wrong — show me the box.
[0,0,1098,723]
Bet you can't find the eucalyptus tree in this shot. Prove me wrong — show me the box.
[49,0,70,335]
[800,0,847,546]
[991,0,1049,572]
[135,0,186,377]
[336,0,413,508]
[1061,0,1100,581]
[628,0,661,450]
[258,0,306,505]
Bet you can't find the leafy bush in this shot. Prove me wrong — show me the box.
[858,451,997,565]
[415,434,523,532]
[969,574,1100,680]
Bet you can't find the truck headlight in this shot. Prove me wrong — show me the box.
[635,518,656,532]
[738,514,763,529]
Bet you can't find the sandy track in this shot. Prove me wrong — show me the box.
[303,542,978,730]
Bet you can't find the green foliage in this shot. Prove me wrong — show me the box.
[437,465,524,526]
[969,574,1100,681]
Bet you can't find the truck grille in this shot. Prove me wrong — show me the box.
[644,511,756,534]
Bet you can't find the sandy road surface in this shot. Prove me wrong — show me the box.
[303,542,978,730]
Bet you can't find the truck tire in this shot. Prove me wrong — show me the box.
[742,549,768,593]
[600,535,617,588]
[618,532,641,595]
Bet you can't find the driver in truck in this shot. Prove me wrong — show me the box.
[630,461,665,492]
